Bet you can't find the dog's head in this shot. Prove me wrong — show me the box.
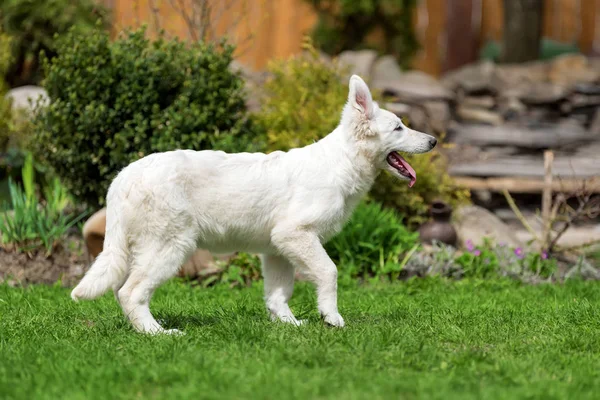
[341,75,437,187]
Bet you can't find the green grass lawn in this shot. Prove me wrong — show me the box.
[1,278,600,400]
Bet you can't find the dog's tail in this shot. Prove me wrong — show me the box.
[71,207,129,301]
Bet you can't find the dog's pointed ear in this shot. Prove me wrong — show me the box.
[348,75,374,118]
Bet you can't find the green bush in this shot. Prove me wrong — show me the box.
[254,47,469,225]
[256,40,347,152]
[0,153,86,256]
[0,0,108,86]
[325,201,418,281]
[305,0,419,68]
[33,27,259,208]
[200,252,262,288]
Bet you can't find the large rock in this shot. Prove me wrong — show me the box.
[548,54,599,87]
[5,85,49,112]
[82,208,233,278]
[519,82,568,104]
[372,56,452,101]
[371,55,403,83]
[453,205,523,248]
[423,100,451,133]
[492,61,549,93]
[441,60,496,93]
[338,50,378,82]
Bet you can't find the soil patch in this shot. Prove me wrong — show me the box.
[0,236,89,286]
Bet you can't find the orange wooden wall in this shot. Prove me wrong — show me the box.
[104,0,599,76]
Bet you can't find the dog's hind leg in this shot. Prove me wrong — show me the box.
[271,229,344,327]
[118,238,194,335]
[261,254,304,326]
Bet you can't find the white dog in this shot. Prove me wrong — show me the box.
[71,75,437,334]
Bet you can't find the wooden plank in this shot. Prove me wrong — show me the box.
[449,123,592,149]
[449,155,600,178]
[453,176,600,193]
[579,0,598,54]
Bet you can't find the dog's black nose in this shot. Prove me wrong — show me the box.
[429,137,437,148]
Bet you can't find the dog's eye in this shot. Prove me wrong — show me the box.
[394,126,403,132]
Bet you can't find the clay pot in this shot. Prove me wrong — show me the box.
[418,200,458,246]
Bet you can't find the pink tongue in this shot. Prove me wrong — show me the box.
[397,155,417,188]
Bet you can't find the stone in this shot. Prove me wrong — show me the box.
[519,83,568,104]
[590,109,600,136]
[461,95,495,109]
[456,106,503,125]
[441,60,496,93]
[384,102,411,118]
[372,56,452,101]
[82,208,234,277]
[407,105,430,132]
[453,205,523,248]
[573,83,600,95]
[497,95,526,120]
[423,101,451,133]
[492,61,549,92]
[548,54,599,87]
[5,85,49,112]
[337,50,378,82]
[371,55,403,84]
[567,94,600,109]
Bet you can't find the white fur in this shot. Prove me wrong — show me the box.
[71,75,436,334]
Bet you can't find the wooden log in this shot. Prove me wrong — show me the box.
[449,155,600,178]
[453,176,600,193]
[541,150,554,247]
[449,123,591,149]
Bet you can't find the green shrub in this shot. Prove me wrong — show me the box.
[255,47,469,225]
[306,0,419,68]
[202,252,262,288]
[0,153,86,256]
[454,239,558,280]
[0,31,15,150]
[256,40,347,152]
[325,201,419,281]
[0,0,108,86]
[33,27,259,208]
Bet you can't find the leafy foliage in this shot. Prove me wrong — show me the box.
[306,0,419,68]
[255,40,347,152]
[202,253,262,288]
[0,0,108,86]
[33,27,259,208]
[0,153,86,256]
[325,201,419,281]
[406,239,565,283]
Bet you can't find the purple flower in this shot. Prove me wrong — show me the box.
[466,239,474,252]
[514,247,524,259]
[541,251,548,260]
[499,242,506,247]
[473,250,481,256]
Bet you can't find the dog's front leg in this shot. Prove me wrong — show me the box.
[271,229,344,327]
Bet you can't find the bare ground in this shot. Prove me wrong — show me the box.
[0,236,88,286]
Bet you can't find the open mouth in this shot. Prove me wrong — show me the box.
[386,152,417,188]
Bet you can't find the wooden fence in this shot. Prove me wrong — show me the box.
[102,0,599,76]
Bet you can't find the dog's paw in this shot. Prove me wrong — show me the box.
[163,328,185,335]
[323,313,345,328]
[272,314,306,327]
